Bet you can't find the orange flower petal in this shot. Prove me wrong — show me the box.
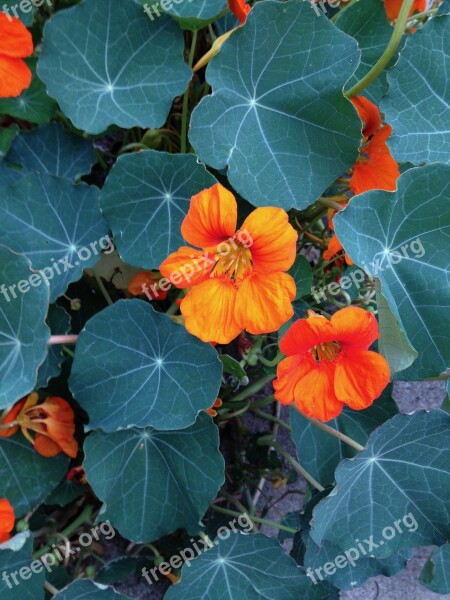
[128,271,168,300]
[350,125,400,195]
[350,96,381,138]
[279,313,335,357]
[235,272,295,335]
[0,498,15,544]
[240,207,298,273]
[0,13,33,58]
[273,355,308,406]
[330,306,380,350]
[384,0,426,20]
[0,397,27,438]
[293,359,344,422]
[228,0,251,23]
[323,234,344,262]
[160,246,215,289]
[0,56,32,98]
[181,184,237,249]
[334,349,390,409]
[34,434,63,458]
[180,277,241,344]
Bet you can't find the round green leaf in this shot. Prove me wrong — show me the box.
[54,580,131,599]
[189,0,361,209]
[382,14,450,164]
[334,164,450,379]
[137,0,226,30]
[0,247,50,408]
[69,300,223,432]
[0,163,21,187]
[0,59,58,125]
[1,1,36,25]
[165,531,312,600]
[0,534,45,600]
[38,0,192,134]
[100,151,216,269]
[310,410,450,557]
[0,432,69,515]
[420,544,450,594]
[0,172,108,302]
[83,413,225,542]
[6,124,95,181]
[290,386,398,487]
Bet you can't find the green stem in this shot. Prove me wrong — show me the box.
[406,7,438,21]
[180,31,198,154]
[253,409,291,431]
[228,373,274,403]
[210,505,297,534]
[92,268,113,306]
[345,0,415,98]
[303,415,365,452]
[258,351,283,368]
[318,198,345,212]
[33,505,94,559]
[63,346,75,358]
[44,581,59,596]
[261,439,325,492]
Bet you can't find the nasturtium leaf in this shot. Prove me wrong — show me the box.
[6,124,96,181]
[83,413,225,542]
[288,255,313,300]
[38,0,192,134]
[290,386,397,487]
[0,432,68,514]
[0,172,108,302]
[0,247,50,408]
[36,305,71,389]
[0,59,58,125]
[0,126,18,161]
[189,0,361,209]
[334,165,450,379]
[375,281,418,377]
[1,0,36,25]
[335,0,395,104]
[48,480,84,507]
[54,580,131,599]
[69,300,223,432]
[381,14,450,164]
[137,0,226,30]
[100,151,216,268]
[0,163,21,188]
[420,544,450,593]
[0,534,45,600]
[165,531,312,600]
[310,410,450,557]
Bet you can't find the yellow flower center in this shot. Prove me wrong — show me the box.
[212,241,253,282]
[311,342,341,363]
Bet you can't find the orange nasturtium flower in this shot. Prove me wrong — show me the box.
[0,393,78,458]
[0,13,33,98]
[274,307,390,421]
[323,208,353,267]
[229,0,251,23]
[350,96,400,196]
[160,183,297,344]
[0,499,15,544]
[384,0,426,20]
[128,270,169,301]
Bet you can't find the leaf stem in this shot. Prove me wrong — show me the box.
[345,0,415,98]
[92,268,113,306]
[209,504,297,534]
[228,373,274,403]
[48,335,78,346]
[181,31,198,154]
[303,414,365,452]
[253,409,291,431]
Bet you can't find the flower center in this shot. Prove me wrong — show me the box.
[311,342,341,363]
[212,241,253,282]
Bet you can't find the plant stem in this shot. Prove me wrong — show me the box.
[253,409,291,431]
[345,0,415,98]
[44,581,59,596]
[303,415,365,452]
[63,345,75,358]
[181,31,198,154]
[318,198,345,212]
[48,335,78,346]
[92,268,113,306]
[406,7,438,20]
[262,439,325,492]
[228,373,274,403]
[209,504,297,534]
